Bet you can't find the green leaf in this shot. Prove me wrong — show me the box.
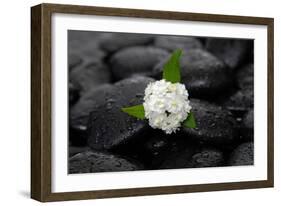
[183,112,197,128]
[121,104,145,120]
[162,49,182,83]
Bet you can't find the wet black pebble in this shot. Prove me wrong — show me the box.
[68,53,82,71]
[188,148,224,168]
[69,146,90,157]
[228,142,254,166]
[69,151,143,173]
[68,32,107,63]
[100,33,154,53]
[183,99,238,147]
[159,146,197,169]
[236,64,254,90]
[206,38,252,70]
[78,46,106,63]
[69,60,111,94]
[153,36,203,51]
[240,109,254,142]
[70,84,116,131]
[159,142,224,169]
[223,88,253,112]
[111,130,171,169]
[87,76,155,150]
[153,49,232,100]
[110,46,169,80]
[115,75,155,105]
[69,81,81,106]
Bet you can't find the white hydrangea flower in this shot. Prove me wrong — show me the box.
[143,79,192,134]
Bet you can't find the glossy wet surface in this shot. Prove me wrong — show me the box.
[68,31,254,174]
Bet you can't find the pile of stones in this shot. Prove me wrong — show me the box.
[68,31,254,174]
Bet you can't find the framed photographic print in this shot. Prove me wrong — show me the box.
[31,3,274,202]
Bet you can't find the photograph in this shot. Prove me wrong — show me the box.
[31,3,273,201]
[68,30,254,174]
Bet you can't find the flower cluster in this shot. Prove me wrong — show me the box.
[143,79,192,134]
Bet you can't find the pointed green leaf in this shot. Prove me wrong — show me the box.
[183,112,197,128]
[162,49,182,83]
[121,104,145,119]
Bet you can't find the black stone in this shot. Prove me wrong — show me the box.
[69,151,143,173]
[69,146,90,157]
[240,109,254,142]
[223,88,253,112]
[68,39,86,54]
[153,36,203,51]
[68,53,82,71]
[69,60,111,94]
[158,141,225,170]
[206,38,252,70]
[154,133,199,169]
[70,84,116,132]
[159,146,197,169]
[111,129,172,169]
[78,47,106,64]
[110,46,169,80]
[69,81,81,106]
[115,75,155,105]
[228,142,254,166]
[236,64,254,90]
[187,148,224,168]
[68,31,107,63]
[183,99,238,147]
[87,76,155,150]
[100,33,154,53]
[243,109,254,130]
[153,49,232,100]
[68,30,105,43]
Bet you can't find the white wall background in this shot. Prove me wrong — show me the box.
[0,0,279,205]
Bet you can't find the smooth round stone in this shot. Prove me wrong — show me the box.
[79,47,106,63]
[110,129,171,169]
[68,53,82,71]
[87,76,154,150]
[69,81,81,106]
[144,138,169,167]
[69,151,143,173]
[183,99,237,147]
[68,36,102,59]
[240,109,254,141]
[69,60,111,94]
[243,109,254,129]
[100,33,154,53]
[69,146,90,157]
[144,134,169,156]
[156,133,201,170]
[68,39,87,53]
[228,142,254,166]
[159,146,197,169]
[206,38,252,70]
[188,148,224,168]
[115,75,155,105]
[110,46,169,80]
[236,64,254,89]
[223,88,253,112]
[153,36,203,51]
[68,30,105,43]
[68,31,107,63]
[153,49,232,100]
[70,84,117,131]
